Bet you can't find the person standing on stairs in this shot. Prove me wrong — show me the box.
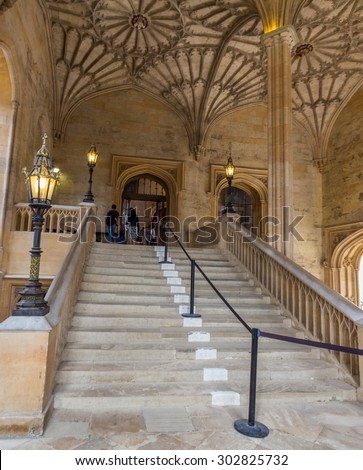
[127,207,140,244]
[105,204,119,243]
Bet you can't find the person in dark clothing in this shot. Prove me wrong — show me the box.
[106,204,119,243]
[127,207,139,243]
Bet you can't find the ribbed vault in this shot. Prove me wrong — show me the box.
[43,0,363,162]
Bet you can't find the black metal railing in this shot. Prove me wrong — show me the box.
[160,224,363,439]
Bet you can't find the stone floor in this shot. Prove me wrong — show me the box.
[1,400,363,450]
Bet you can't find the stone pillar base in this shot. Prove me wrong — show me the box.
[0,397,53,437]
[0,316,56,437]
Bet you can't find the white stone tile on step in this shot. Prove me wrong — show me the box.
[163,270,179,278]
[170,285,186,294]
[195,348,217,360]
[174,294,190,303]
[179,304,196,315]
[183,317,202,328]
[167,277,182,285]
[211,391,240,406]
[161,263,175,270]
[188,331,210,342]
[203,368,228,381]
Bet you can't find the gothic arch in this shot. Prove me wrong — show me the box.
[330,228,363,305]
[212,170,268,229]
[115,164,179,219]
[0,42,18,253]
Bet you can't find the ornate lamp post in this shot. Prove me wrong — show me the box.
[12,134,60,316]
[83,144,99,202]
[224,153,236,214]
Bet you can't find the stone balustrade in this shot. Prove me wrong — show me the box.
[226,221,363,386]
[13,203,80,234]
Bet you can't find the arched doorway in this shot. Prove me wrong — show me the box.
[121,174,169,245]
[218,186,253,227]
[330,228,363,305]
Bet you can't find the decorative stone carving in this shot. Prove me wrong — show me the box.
[342,257,353,268]
[0,0,17,14]
[192,145,206,161]
[94,0,184,57]
[294,43,313,57]
[333,233,348,247]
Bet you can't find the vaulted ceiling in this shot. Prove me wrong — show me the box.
[30,1,363,159]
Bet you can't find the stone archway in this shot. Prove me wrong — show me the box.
[210,164,268,233]
[111,155,184,221]
[0,44,18,264]
[330,228,363,306]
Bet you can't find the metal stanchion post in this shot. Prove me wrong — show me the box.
[234,328,269,438]
[182,259,201,318]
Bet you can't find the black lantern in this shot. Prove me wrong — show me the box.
[223,153,236,214]
[12,134,60,316]
[83,144,99,202]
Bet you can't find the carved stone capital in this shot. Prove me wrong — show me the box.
[261,25,298,50]
[313,157,328,173]
[192,145,206,161]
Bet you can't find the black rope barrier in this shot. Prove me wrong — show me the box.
[260,330,363,356]
[195,260,252,334]
[170,228,252,333]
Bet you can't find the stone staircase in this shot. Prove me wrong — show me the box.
[54,243,357,414]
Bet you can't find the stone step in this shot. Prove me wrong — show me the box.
[53,379,356,411]
[71,312,291,329]
[77,292,174,304]
[79,281,259,296]
[80,282,172,295]
[86,260,161,270]
[94,244,155,252]
[66,325,299,345]
[73,302,281,316]
[84,266,163,276]
[76,291,270,306]
[82,273,166,285]
[62,340,321,362]
[90,251,158,261]
[72,314,183,329]
[56,358,339,384]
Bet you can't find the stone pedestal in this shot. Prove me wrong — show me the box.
[0,316,56,436]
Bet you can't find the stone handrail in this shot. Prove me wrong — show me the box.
[226,221,363,382]
[13,203,80,233]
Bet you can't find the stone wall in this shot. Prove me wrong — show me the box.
[52,89,190,221]
[0,0,54,218]
[324,86,363,227]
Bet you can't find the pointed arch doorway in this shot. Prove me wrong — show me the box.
[121,174,168,244]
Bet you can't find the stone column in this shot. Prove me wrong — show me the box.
[262,26,297,257]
